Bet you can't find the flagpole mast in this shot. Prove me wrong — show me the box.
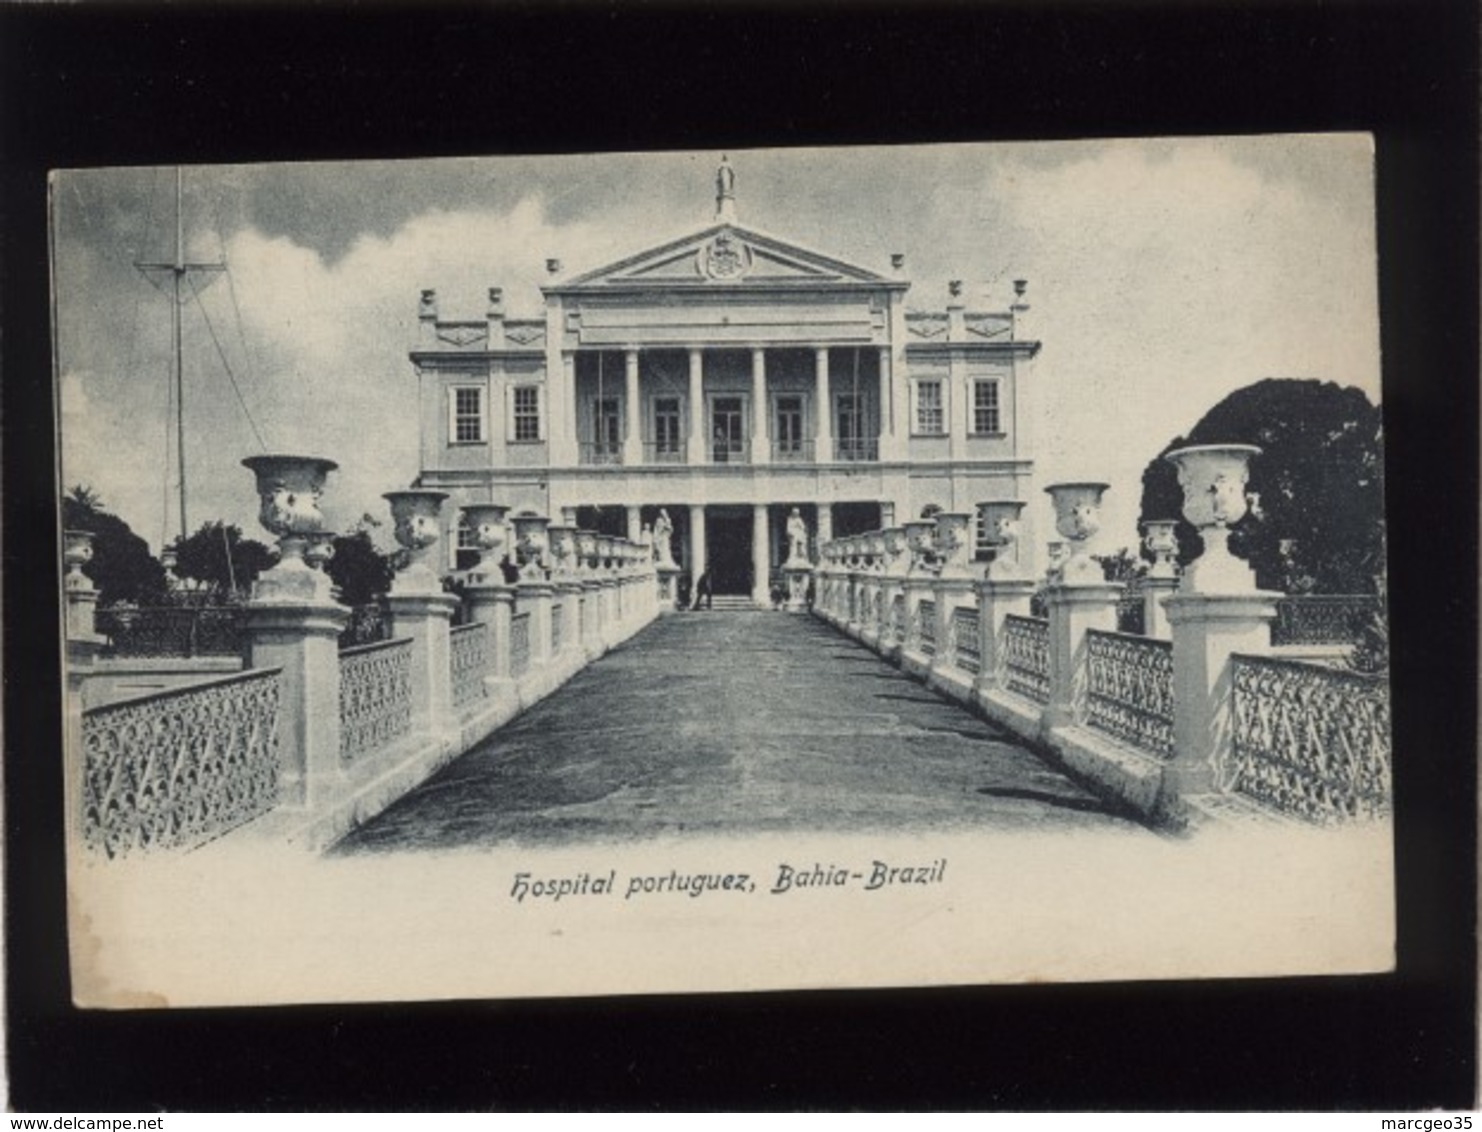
[173,166,188,545]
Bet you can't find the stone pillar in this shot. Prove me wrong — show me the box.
[752,503,771,606]
[385,590,459,741]
[687,348,705,466]
[751,348,770,465]
[878,347,899,461]
[657,565,682,613]
[1161,592,1279,805]
[689,503,707,589]
[466,581,517,697]
[1142,575,1179,640]
[518,579,555,672]
[817,503,833,546]
[930,575,976,681]
[62,538,105,844]
[973,577,1036,696]
[1043,583,1120,729]
[626,504,643,541]
[550,350,578,467]
[880,500,896,529]
[557,579,585,662]
[245,601,350,807]
[581,576,604,658]
[624,349,642,467]
[815,347,832,461]
[561,506,578,526]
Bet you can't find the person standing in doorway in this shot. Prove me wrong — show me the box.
[693,566,713,610]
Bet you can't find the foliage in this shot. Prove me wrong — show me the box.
[1137,379,1384,594]
[1093,547,1146,585]
[168,521,277,603]
[62,486,169,606]
[326,528,397,607]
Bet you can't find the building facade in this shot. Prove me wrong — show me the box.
[412,160,1041,603]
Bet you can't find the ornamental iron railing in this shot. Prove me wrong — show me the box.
[578,441,623,466]
[952,606,981,674]
[772,439,816,462]
[1002,614,1051,704]
[81,668,283,857]
[1226,653,1391,823]
[1272,595,1382,647]
[1084,629,1175,758]
[449,622,489,713]
[96,605,245,659]
[511,611,532,676]
[917,600,937,657]
[1115,594,1147,636]
[834,437,879,462]
[339,638,413,763]
[642,442,686,465]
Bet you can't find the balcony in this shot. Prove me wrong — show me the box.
[834,437,879,462]
[643,442,687,466]
[771,439,816,463]
[708,438,751,465]
[579,441,623,466]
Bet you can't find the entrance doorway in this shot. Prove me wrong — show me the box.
[705,508,753,595]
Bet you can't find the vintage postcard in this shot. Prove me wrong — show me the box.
[55,137,1393,1009]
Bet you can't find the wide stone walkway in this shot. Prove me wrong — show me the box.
[334,612,1146,853]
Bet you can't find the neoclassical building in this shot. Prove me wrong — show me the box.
[412,159,1041,603]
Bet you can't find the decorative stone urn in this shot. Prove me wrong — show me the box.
[574,529,598,575]
[882,527,910,577]
[903,520,937,576]
[461,503,511,583]
[63,529,96,592]
[510,513,551,581]
[384,488,449,594]
[1142,519,1180,580]
[1164,444,1262,593]
[977,500,1027,580]
[242,454,339,601]
[305,531,337,573]
[1044,482,1109,585]
[1045,540,1069,584]
[932,512,974,579]
[547,524,579,580]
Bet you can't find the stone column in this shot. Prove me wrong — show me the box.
[930,575,977,683]
[624,348,642,467]
[817,503,833,546]
[1142,575,1179,640]
[687,348,705,466]
[751,348,770,465]
[752,503,771,606]
[973,576,1036,696]
[689,503,707,589]
[1161,592,1278,805]
[815,347,832,461]
[1043,582,1120,729]
[549,350,578,467]
[385,589,459,741]
[62,534,105,845]
[878,347,899,461]
[245,601,349,807]
[465,581,517,699]
[518,578,555,673]
[626,504,643,541]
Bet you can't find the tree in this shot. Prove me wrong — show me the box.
[1137,379,1384,594]
[1093,547,1146,586]
[61,486,169,606]
[168,521,277,602]
[326,523,397,607]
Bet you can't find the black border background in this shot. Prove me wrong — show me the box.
[3,0,1476,1111]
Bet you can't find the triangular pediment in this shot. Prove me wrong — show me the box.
[558,224,894,290]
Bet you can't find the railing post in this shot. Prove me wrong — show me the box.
[1043,582,1120,729]
[974,576,1036,696]
[1141,575,1179,640]
[384,592,458,740]
[62,531,106,845]
[518,578,555,674]
[1161,592,1278,805]
[465,579,517,700]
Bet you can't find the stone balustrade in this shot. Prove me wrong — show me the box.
[813,473,1391,829]
[62,464,664,854]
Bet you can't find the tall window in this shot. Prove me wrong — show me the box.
[915,380,944,434]
[456,516,479,571]
[452,386,485,443]
[973,380,1001,434]
[512,385,541,441]
[654,397,681,456]
[775,395,803,456]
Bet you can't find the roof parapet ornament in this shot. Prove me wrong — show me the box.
[715,155,737,224]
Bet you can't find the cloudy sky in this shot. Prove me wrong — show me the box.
[54,136,1380,556]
